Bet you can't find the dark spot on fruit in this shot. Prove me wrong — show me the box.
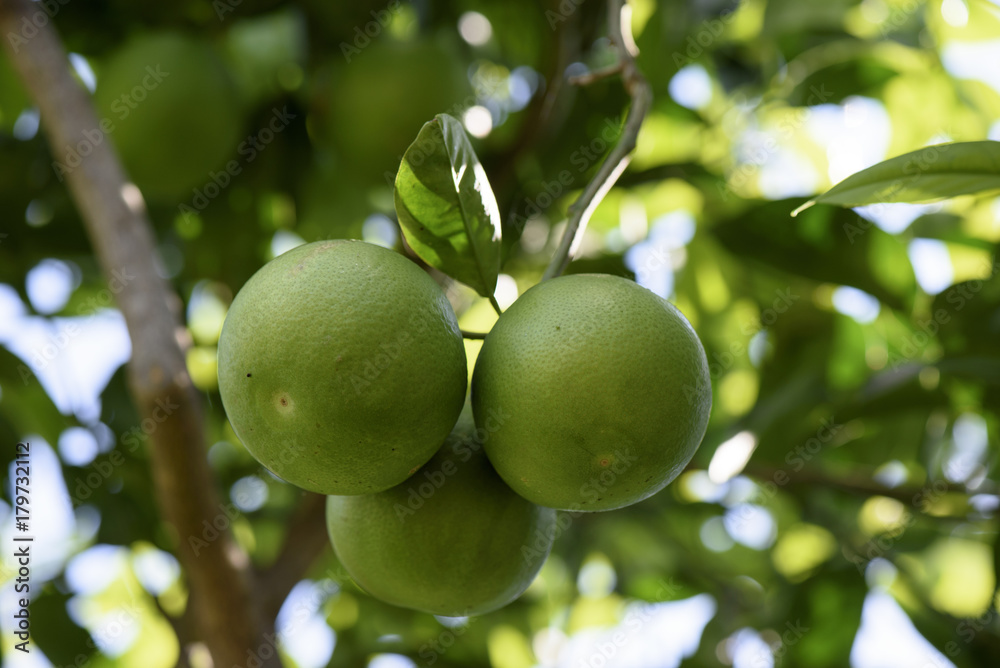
[280,397,288,407]
[645,476,652,482]
[391,448,396,451]
[600,458,610,467]
[246,373,252,377]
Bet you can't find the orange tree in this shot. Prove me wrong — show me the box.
[0,0,998,666]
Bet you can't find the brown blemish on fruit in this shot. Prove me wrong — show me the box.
[600,458,610,467]
[274,393,294,413]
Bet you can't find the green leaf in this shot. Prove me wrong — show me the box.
[793,141,1000,215]
[394,113,501,299]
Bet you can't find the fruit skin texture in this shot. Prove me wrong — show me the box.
[217,240,467,495]
[326,433,556,616]
[472,274,712,512]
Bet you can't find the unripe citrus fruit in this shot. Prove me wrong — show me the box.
[309,39,469,180]
[471,274,711,511]
[93,32,242,200]
[326,430,556,616]
[218,240,467,495]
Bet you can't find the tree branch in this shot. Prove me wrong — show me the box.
[259,492,331,621]
[0,3,278,666]
[542,0,653,280]
[748,464,975,511]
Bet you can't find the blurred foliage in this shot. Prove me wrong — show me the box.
[1,0,999,667]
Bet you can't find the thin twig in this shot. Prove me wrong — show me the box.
[0,2,278,666]
[461,329,489,340]
[488,293,503,315]
[747,464,975,510]
[568,62,624,86]
[542,0,653,281]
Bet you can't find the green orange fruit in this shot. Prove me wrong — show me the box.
[326,429,556,616]
[308,38,469,180]
[471,274,712,511]
[93,32,242,200]
[217,240,467,495]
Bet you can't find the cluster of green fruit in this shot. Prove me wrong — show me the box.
[218,240,712,616]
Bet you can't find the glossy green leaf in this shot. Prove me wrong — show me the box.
[394,113,501,298]
[794,141,1000,215]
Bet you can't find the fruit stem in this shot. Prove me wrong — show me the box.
[489,293,503,316]
[461,329,488,340]
[541,0,653,281]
